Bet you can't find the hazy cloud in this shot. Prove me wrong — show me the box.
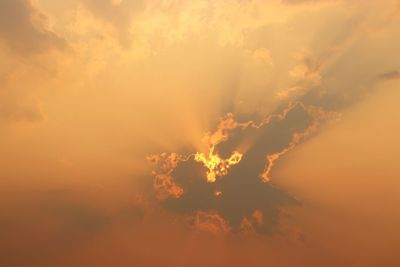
[0,0,66,55]
[1,0,400,265]
[0,92,44,123]
[81,0,147,47]
[377,70,400,80]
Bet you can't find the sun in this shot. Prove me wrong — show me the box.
[194,148,243,183]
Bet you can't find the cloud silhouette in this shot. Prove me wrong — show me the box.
[148,102,339,234]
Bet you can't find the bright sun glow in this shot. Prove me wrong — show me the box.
[194,148,243,183]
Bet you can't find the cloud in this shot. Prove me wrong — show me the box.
[0,91,44,123]
[0,188,145,266]
[377,70,400,80]
[0,0,400,265]
[80,0,147,47]
[0,0,66,55]
[281,0,337,4]
[148,102,339,234]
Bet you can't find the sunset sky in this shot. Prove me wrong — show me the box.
[1,0,400,266]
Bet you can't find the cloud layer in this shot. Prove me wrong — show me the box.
[0,0,400,266]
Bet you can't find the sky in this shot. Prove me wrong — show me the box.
[0,0,400,266]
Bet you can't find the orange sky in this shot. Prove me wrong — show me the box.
[1,0,400,266]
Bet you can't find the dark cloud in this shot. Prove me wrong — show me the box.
[167,159,297,234]
[149,103,337,234]
[0,0,66,55]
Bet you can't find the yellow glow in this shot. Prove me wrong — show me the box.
[194,148,243,183]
